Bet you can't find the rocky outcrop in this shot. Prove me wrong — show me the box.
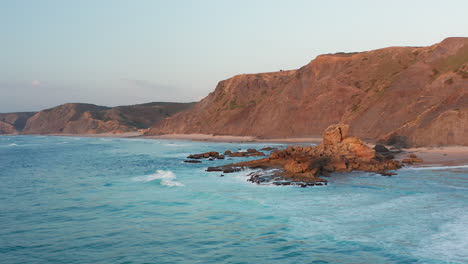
[186,149,268,161]
[187,151,224,160]
[147,37,468,147]
[15,102,195,135]
[205,124,402,186]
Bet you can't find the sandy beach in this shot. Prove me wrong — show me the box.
[399,146,468,166]
[143,133,323,144]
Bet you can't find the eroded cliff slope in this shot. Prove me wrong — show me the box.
[147,37,468,146]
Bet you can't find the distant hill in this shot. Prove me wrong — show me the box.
[0,112,36,134]
[0,102,195,135]
[146,37,468,147]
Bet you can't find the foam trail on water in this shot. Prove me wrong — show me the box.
[133,170,184,187]
[164,143,190,147]
[402,165,468,171]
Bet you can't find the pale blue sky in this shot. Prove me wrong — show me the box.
[1,0,467,112]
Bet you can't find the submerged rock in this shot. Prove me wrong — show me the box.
[184,160,202,163]
[260,147,277,151]
[206,167,223,172]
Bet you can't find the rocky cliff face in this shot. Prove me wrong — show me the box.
[1,102,195,135]
[147,37,468,147]
[0,112,36,134]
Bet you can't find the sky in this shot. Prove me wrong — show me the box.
[1,0,467,112]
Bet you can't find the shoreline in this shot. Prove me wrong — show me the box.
[142,133,323,144]
[397,146,468,167]
[2,132,468,166]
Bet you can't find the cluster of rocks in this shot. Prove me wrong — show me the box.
[246,169,328,187]
[182,124,425,187]
[204,124,405,187]
[185,148,270,163]
[224,149,266,157]
[187,151,225,160]
[186,151,225,162]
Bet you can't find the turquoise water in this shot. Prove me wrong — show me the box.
[1,136,467,264]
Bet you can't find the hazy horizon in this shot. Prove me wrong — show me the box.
[1,0,467,112]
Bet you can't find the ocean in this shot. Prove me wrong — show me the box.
[0,136,467,264]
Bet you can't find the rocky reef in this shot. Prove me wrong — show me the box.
[200,124,403,187]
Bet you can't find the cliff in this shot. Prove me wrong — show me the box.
[147,37,468,147]
[1,102,195,135]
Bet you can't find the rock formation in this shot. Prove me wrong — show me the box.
[204,124,402,186]
[146,37,468,147]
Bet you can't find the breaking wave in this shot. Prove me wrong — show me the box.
[133,170,184,187]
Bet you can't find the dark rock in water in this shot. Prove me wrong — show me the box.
[208,158,214,161]
[187,151,225,160]
[261,147,277,151]
[229,151,246,157]
[206,167,223,172]
[224,150,232,155]
[379,171,397,176]
[249,151,266,157]
[226,150,266,157]
[374,144,397,160]
[374,144,390,153]
[184,160,202,163]
[223,167,241,173]
[220,174,225,177]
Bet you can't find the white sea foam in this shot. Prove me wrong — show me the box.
[164,143,190,147]
[414,208,468,263]
[133,170,184,187]
[402,165,468,171]
[8,143,18,146]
